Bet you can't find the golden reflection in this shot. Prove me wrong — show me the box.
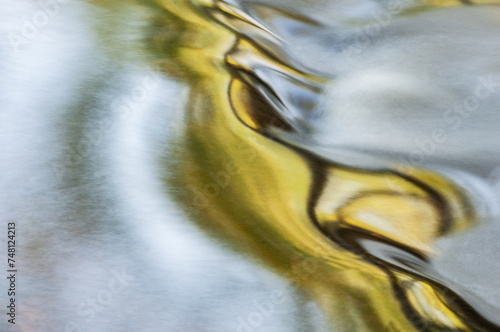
[125,0,500,330]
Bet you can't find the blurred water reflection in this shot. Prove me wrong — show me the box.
[1,0,500,331]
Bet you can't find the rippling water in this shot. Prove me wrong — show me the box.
[2,0,500,331]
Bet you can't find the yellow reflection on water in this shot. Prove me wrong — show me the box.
[122,0,500,330]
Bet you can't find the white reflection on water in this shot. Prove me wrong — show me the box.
[0,1,326,331]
